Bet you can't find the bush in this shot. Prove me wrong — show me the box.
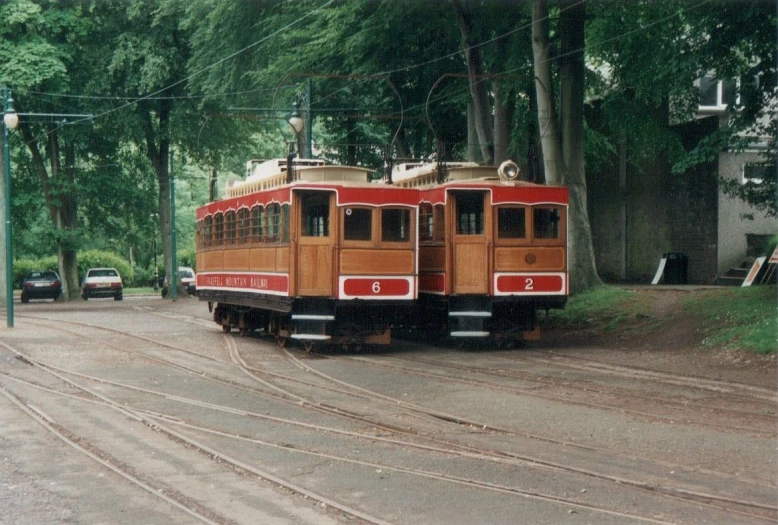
[76,250,134,284]
[13,257,59,287]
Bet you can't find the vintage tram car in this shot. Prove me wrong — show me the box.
[195,158,419,350]
[392,160,569,344]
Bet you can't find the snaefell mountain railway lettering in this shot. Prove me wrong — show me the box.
[202,274,270,290]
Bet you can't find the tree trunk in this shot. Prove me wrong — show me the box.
[452,0,494,165]
[531,0,564,186]
[532,0,602,293]
[493,82,510,164]
[20,124,81,300]
[140,101,173,298]
[467,102,480,162]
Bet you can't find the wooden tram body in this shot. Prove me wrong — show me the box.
[392,162,569,343]
[195,159,419,349]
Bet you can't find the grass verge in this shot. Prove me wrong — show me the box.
[543,285,651,331]
[683,285,776,354]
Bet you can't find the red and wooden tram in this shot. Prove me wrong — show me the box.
[392,160,569,344]
[195,158,419,350]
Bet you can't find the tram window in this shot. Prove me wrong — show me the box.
[237,208,249,244]
[497,207,526,239]
[267,203,281,242]
[433,204,444,242]
[301,194,329,237]
[382,208,411,242]
[456,193,484,235]
[202,217,212,248]
[344,208,372,241]
[534,207,561,239]
[419,203,433,241]
[251,205,264,243]
[213,213,224,245]
[226,211,237,244]
[281,204,290,243]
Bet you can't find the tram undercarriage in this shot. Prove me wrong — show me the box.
[414,294,566,346]
[201,291,411,351]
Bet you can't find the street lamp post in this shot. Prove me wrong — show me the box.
[3,88,19,328]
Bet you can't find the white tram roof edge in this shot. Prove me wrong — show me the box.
[391,161,499,185]
[228,158,375,198]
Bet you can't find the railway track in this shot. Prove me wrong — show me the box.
[7,310,777,523]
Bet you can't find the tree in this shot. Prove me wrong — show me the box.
[0,0,94,300]
[532,0,602,293]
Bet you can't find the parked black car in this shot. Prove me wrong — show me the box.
[20,271,62,303]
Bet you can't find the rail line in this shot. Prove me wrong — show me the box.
[10,312,777,521]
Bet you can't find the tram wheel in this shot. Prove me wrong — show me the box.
[222,324,231,334]
[239,327,249,337]
[303,341,315,353]
[276,336,287,348]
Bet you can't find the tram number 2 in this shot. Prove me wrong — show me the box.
[524,278,534,291]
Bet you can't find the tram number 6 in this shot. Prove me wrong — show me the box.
[524,278,534,291]
[372,281,381,294]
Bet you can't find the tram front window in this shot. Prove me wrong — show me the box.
[456,193,484,235]
[302,194,329,237]
[382,208,411,242]
[497,207,526,239]
[344,208,372,241]
[534,207,561,239]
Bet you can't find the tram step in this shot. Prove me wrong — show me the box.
[448,311,492,318]
[450,331,490,337]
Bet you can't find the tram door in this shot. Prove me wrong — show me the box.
[450,191,489,294]
[295,191,335,296]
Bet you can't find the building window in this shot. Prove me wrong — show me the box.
[381,208,411,242]
[743,163,769,184]
[344,207,372,241]
[698,75,737,109]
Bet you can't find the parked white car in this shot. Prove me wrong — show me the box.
[162,266,196,297]
[81,267,123,301]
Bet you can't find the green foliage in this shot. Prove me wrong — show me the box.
[76,250,133,284]
[13,256,59,287]
[684,286,777,354]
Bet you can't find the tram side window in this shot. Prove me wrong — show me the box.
[201,217,212,248]
[382,208,411,242]
[281,204,290,243]
[226,211,237,244]
[419,203,433,241]
[344,207,372,241]
[497,207,526,239]
[301,194,329,237]
[237,208,249,244]
[213,213,224,245]
[251,205,264,243]
[456,193,484,235]
[534,207,561,239]
[267,203,281,242]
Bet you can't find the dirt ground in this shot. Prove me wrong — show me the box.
[541,286,777,389]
